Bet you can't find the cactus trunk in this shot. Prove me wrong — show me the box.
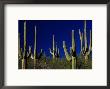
[53,35,55,59]
[34,26,37,69]
[22,21,27,69]
[49,35,56,62]
[63,30,77,69]
[72,30,76,69]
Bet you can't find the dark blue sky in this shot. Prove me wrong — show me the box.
[18,20,92,58]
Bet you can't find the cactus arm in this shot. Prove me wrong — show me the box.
[72,30,75,52]
[88,30,92,55]
[79,29,83,52]
[63,41,71,61]
[49,48,53,55]
[84,20,87,51]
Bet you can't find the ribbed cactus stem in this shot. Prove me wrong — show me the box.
[72,30,75,52]
[89,30,92,53]
[53,35,55,59]
[22,21,27,69]
[63,41,71,61]
[24,21,26,57]
[84,20,87,51]
[72,30,76,69]
[79,29,83,52]
[49,35,55,60]
[34,26,37,69]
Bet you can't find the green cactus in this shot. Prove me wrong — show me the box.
[63,41,71,61]
[34,26,37,69]
[63,30,77,69]
[71,30,77,69]
[79,29,83,52]
[79,20,92,65]
[49,35,55,61]
[21,21,27,69]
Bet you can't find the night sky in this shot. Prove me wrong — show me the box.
[18,20,92,58]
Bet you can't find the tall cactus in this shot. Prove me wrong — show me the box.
[34,26,37,69]
[71,30,77,69]
[79,20,92,65]
[49,35,55,60]
[63,30,77,69]
[22,21,27,69]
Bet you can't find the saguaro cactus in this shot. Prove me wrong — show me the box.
[22,21,27,69]
[79,20,92,64]
[49,35,55,60]
[34,26,37,69]
[71,30,77,69]
[63,30,77,69]
[55,43,60,58]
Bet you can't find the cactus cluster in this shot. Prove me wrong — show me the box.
[18,21,43,69]
[62,20,92,69]
[18,20,92,69]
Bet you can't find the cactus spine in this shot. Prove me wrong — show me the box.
[34,26,37,69]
